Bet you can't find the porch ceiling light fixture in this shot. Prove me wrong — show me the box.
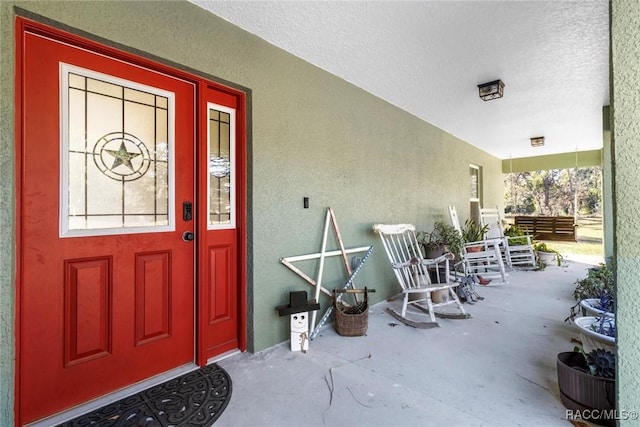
[530,136,545,147]
[477,79,505,101]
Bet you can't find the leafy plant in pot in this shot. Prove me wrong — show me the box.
[566,259,615,321]
[415,222,463,304]
[504,224,529,245]
[533,241,563,267]
[573,316,616,355]
[416,222,464,259]
[580,291,614,318]
[460,219,489,251]
[557,348,616,426]
[573,259,615,301]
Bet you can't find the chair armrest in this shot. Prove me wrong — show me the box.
[424,252,455,264]
[464,238,501,248]
[391,253,453,269]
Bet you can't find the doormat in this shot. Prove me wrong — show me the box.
[58,364,232,427]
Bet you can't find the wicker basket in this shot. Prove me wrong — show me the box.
[334,288,369,337]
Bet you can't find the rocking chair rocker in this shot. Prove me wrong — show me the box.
[373,223,470,328]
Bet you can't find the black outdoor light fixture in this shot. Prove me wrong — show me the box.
[530,136,545,147]
[477,79,505,101]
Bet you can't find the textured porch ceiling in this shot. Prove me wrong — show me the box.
[191,1,610,160]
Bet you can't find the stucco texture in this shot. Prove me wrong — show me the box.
[0,2,16,425]
[611,0,640,424]
[0,1,503,424]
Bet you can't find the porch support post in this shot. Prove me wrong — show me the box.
[611,0,640,422]
[602,106,614,259]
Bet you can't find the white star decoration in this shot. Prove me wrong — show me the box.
[280,208,372,339]
[105,141,140,171]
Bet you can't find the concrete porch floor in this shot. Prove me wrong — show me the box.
[217,256,603,427]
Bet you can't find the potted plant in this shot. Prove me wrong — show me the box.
[557,348,615,426]
[573,316,616,354]
[580,292,614,318]
[415,222,463,304]
[416,222,464,258]
[532,241,563,267]
[460,219,489,251]
[573,260,615,302]
[566,259,615,321]
[504,224,529,245]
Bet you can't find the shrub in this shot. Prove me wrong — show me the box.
[504,224,529,245]
[573,258,615,303]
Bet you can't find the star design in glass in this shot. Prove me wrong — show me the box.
[105,141,140,172]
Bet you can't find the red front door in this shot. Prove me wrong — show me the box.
[18,27,196,424]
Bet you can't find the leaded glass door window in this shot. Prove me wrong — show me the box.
[60,63,175,237]
[208,103,235,229]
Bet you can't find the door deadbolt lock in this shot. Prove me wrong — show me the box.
[183,201,193,221]
[182,231,195,242]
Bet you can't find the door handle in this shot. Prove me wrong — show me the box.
[182,231,195,242]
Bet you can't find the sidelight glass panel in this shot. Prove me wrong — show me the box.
[60,63,175,237]
[208,103,235,229]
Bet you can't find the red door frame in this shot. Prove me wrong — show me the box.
[14,17,247,426]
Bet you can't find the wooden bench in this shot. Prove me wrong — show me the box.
[514,216,577,242]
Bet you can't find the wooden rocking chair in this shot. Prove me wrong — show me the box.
[479,207,536,269]
[372,223,470,328]
[448,206,508,283]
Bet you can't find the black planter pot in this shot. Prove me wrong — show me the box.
[557,352,616,426]
[425,245,446,259]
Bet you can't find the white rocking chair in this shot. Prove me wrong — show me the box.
[373,223,470,328]
[479,207,536,269]
[448,206,508,283]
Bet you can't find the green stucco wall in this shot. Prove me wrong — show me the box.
[611,0,640,424]
[0,2,503,424]
[0,2,16,425]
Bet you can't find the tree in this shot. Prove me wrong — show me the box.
[504,167,602,216]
